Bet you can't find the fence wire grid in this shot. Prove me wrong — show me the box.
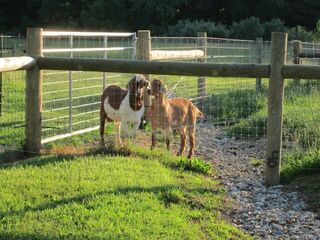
[41,32,136,143]
[0,71,26,161]
[0,33,320,168]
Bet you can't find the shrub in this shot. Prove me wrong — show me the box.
[288,25,314,41]
[281,148,320,183]
[167,20,229,37]
[227,111,267,138]
[313,20,320,41]
[205,89,267,122]
[263,18,288,40]
[177,158,212,175]
[229,17,264,40]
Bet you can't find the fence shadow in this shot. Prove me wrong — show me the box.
[0,184,219,220]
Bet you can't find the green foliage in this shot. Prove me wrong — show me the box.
[313,20,320,41]
[2,0,320,38]
[281,148,320,183]
[263,19,288,39]
[288,25,315,41]
[167,20,229,37]
[206,89,267,122]
[80,0,127,30]
[249,159,263,167]
[227,111,267,138]
[225,82,320,183]
[100,144,212,175]
[177,158,212,175]
[230,17,264,40]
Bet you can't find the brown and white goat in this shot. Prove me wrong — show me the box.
[150,79,204,159]
[100,74,150,146]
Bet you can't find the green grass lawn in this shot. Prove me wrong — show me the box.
[0,146,250,240]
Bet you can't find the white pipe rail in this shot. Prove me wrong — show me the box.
[0,56,36,72]
[43,31,136,37]
[151,50,205,60]
[42,47,133,53]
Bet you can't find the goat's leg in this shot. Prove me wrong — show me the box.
[187,127,195,159]
[121,122,129,145]
[131,122,140,141]
[100,113,106,146]
[177,127,186,156]
[164,129,171,151]
[115,122,121,145]
[151,130,157,150]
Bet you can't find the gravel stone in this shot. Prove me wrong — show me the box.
[196,124,320,239]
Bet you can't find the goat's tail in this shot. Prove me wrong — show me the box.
[194,106,205,119]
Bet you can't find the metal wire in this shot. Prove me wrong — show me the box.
[42,32,136,142]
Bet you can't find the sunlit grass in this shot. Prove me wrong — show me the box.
[0,146,250,239]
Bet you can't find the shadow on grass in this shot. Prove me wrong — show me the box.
[0,232,104,240]
[0,144,212,176]
[0,121,24,129]
[0,143,132,169]
[0,154,78,169]
[0,184,220,220]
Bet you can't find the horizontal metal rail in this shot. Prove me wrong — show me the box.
[43,77,103,86]
[151,50,204,61]
[43,31,136,37]
[43,93,101,104]
[43,110,100,123]
[43,47,134,53]
[42,118,100,132]
[43,85,102,94]
[42,101,100,113]
[41,126,100,144]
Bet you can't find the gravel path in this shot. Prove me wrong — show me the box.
[196,123,320,240]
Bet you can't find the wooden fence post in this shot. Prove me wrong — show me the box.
[265,32,287,186]
[25,28,43,154]
[256,37,263,91]
[197,32,207,112]
[137,30,151,125]
[292,40,301,86]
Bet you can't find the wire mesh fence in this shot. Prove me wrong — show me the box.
[0,34,26,161]
[281,40,320,176]
[41,32,136,143]
[1,31,320,173]
[0,34,26,57]
[0,70,26,161]
[150,36,269,144]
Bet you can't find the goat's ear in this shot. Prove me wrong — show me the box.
[144,80,150,88]
[160,84,168,94]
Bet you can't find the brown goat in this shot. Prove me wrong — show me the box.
[150,79,204,159]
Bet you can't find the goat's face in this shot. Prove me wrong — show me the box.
[151,79,167,96]
[128,74,150,98]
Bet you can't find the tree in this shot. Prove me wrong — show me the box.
[80,0,127,30]
[230,17,264,40]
